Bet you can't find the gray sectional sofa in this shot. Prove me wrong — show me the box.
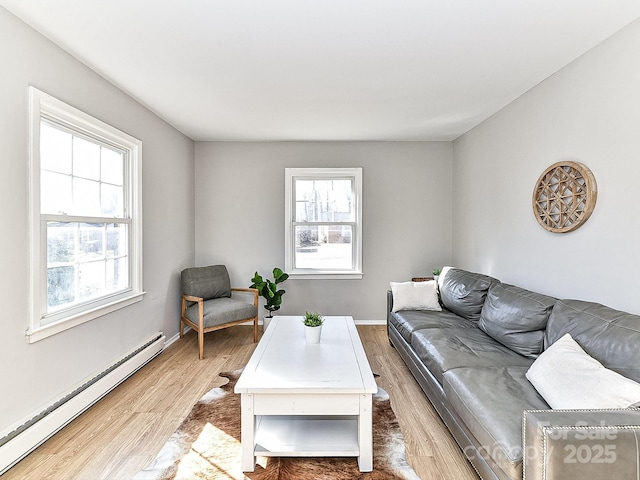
[387,267,640,480]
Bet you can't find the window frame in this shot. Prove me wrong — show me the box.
[284,167,363,279]
[28,87,144,343]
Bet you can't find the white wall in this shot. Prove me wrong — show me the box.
[0,8,195,433]
[195,141,452,320]
[452,19,640,314]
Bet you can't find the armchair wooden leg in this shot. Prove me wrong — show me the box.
[198,328,204,360]
[253,317,258,342]
[180,297,187,339]
[198,300,205,360]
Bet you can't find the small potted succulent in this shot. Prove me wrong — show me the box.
[250,267,289,331]
[302,311,324,344]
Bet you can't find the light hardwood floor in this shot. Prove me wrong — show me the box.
[4,325,478,480]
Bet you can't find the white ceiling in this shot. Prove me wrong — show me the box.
[2,1,639,141]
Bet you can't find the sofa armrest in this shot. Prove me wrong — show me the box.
[523,408,640,480]
[387,290,395,327]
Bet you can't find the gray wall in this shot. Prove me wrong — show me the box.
[194,141,453,320]
[0,9,195,433]
[452,19,640,314]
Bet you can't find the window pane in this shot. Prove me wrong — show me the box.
[73,136,101,180]
[47,222,76,263]
[106,223,127,258]
[107,257,129,291]
[79,260,105,301]
[101,183,123,217]
[101,147,124,186]
[295,178,354,222]
[294,225,353,270]
[40,122,72,174]
[47,265,76,311]
[41,171,72,214]
[78,223,104,261]
[73,177,101,216]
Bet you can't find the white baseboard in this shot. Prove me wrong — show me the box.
[0,333,165,475]
[164,331,181,347]
[354,319,387,325]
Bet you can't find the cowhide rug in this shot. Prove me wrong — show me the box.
[134,370,419,480]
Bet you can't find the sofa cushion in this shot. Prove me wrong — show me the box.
[410,327,533,384]
[478,283,556,358]
[438,267,498,321]
[390,280,441,312]
[444,366,549,480]
[526,333,640,409]
[389,309,477,343]
[545,299,640,383]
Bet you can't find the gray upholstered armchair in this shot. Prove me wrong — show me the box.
[180,265,259,359]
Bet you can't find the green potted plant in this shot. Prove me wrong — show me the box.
[432,267,442,283]
[303,311,324,343]
[250,267,289,331]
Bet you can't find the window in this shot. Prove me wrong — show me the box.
[28,87,143,342]
[285,167,363,279]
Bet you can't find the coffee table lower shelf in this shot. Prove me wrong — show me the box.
[254,415,360,457]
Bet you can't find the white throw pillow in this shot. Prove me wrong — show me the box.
[526,333,640,409]
[390,281,441,313]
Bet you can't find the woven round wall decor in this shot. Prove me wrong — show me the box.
[532,161,597,233]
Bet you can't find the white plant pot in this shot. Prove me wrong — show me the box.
[305,325,322,344]
[263,316,272,332]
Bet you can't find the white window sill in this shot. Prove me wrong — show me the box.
[26,292,145,343]
[288,271,363,280]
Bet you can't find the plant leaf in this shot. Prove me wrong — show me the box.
[276,272,289,284]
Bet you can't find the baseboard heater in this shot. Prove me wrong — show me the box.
[0,332,165,475]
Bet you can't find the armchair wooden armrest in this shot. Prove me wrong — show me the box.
[181,295,204,338]
[182,294,204,303]
[231,287,259,307]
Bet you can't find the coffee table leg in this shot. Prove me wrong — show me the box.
[240,394,256,472]
[358,394,373,472]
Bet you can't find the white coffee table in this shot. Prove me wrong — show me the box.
[234,315,377,472]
